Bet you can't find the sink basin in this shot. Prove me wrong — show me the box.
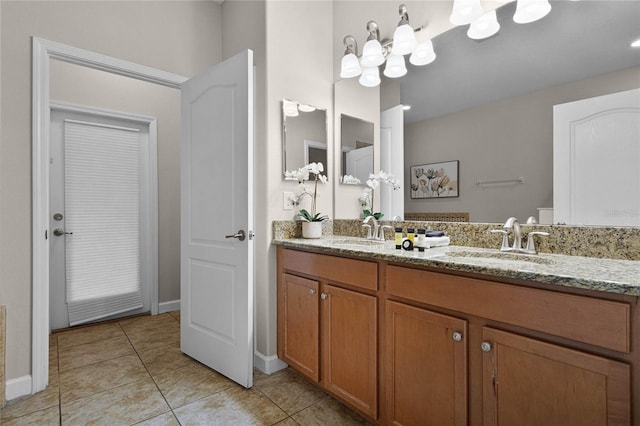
[332,238,385,247]
[445,250,555,265]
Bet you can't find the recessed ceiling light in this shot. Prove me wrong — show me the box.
[631,38,640,48]
[402,105,412,111]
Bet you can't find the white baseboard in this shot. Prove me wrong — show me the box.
[6,375,32,401]
[254,351,288,375]
[158,299,180,314]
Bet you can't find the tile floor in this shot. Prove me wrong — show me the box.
[1,312,370,425]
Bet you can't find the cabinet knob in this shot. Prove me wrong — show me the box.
[452,331,463,342]
[321,293,328,300]
[309,289,316,295]
[481,341,492,352]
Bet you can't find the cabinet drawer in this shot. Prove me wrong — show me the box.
[387,265,631,353]
[281,248,377,291]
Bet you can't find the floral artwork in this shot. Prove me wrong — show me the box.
[410,161,459,199]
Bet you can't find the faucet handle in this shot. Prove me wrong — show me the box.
[525,231,549,254]
[379,225,393,241]
[362,224,373,239]
[490,229,510,251]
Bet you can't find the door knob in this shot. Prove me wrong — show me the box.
[225,230,246,241]
[53,228,73,236]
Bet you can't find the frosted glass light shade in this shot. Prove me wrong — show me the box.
[391,24,417,56]
[468,10,500,39]
[359,66,381,87]
[450,0,484,26]
[514,0,551,24]
[340,53,362,78]
[283,99,299,117]
[361,39,385,67]
[409,39,436,66]
[384,54,407,78]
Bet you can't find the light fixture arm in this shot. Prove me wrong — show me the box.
[366,21,380,42]
[398,4,410,26]
[343,35,359,56]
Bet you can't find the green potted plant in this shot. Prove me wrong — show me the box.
[285,162,328,238]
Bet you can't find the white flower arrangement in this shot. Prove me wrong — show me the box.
[360,170,401,220]
[285,162,328,222]
[340,174,362,185]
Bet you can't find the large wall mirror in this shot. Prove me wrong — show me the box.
[340,114,374,185]
[282,98,327,177]
[386,1,640,225]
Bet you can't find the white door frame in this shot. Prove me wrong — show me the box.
[32,37,187,393]
[49,101,159,329]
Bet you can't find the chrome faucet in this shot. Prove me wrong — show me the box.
[362,216,391,241]
[363,215,379,240]
[504,217,522,251]
[492,216,549,254]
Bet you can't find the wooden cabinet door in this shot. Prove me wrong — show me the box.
[386,301,468,426]
[321,284,377,418]
[279,273,320,382]
[482,327,631,426]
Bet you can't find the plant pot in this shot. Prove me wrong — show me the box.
[302,221,323,239]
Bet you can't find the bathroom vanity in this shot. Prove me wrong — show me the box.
[275,236,639,425]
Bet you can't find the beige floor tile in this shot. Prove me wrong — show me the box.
[273,418,300,426]
[56,323,124,349]
[153,362,235,409]
[119,313,178,335]
[254,368,325,415]
[126,326,180,354]
[58,335,134,372]
[138,346,198,376]
[49,350,59,387]
[1,405,60,426]
[292,395,371,426]
[133,411,180,426]
[0,385,59,421]
[173,386,288,426]
[61,378,168,425]
[60,354,150,404]
[168,310,180,322]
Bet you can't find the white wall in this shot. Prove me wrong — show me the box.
[0,0,222,385]
[261,0,334,358]
[404,65,640,223]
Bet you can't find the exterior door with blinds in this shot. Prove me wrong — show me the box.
[49,108,154,330]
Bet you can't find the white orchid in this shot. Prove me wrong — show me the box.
[361,170,401,220]
[341,174,362,185]
[284,162,328,222]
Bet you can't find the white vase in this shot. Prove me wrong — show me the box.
[302,221,323,239]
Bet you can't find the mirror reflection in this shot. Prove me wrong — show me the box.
[282,99,327,179]
[340,114,374,185]
[392,1,640,224]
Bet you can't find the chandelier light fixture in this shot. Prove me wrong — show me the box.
[340,1,552,88]
[340,4,436,88]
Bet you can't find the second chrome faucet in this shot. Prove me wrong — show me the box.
[492,216,549,254]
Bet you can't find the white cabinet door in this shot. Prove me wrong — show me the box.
[554,88,640,226]
[180,50,255,387]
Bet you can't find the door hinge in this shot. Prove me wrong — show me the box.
[45,229,48,240]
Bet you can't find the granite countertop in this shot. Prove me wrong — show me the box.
[273,236,640,297]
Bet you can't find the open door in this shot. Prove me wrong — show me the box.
[180,50,254,387]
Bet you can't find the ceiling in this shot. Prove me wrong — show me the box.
[396,0,640,123]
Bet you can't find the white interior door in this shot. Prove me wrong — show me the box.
[49,107,154,330]
[380,105,404,220]
[180,50,255,388]
[554,88,640,226]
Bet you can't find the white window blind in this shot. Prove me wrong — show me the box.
[64,120,143,326]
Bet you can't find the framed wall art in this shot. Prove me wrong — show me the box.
[410,160,459,199]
